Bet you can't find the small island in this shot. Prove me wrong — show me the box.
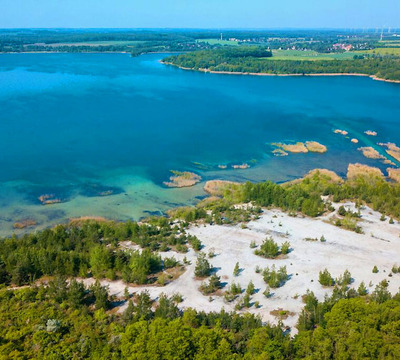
[305,141,328,153]
[272,141,327,155]
[164,170,202,188]
[334,129,348,136]
[378,142,400,162]
[357,146,385,160]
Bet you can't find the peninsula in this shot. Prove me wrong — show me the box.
[162,46,400,82]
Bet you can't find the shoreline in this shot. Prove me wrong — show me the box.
[162,61,400,84]
[0,50,184,55]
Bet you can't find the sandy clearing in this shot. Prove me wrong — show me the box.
[85,202,400,332]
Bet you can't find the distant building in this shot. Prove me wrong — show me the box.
[333,43,353,51]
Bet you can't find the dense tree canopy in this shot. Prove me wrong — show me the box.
[1,282,400,358]
[164,47,400,81]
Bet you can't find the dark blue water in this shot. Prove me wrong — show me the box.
[0,53,399,234]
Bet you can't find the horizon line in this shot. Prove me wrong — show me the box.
[0,27,399,31]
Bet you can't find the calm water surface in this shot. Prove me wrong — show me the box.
[0,53,399,235]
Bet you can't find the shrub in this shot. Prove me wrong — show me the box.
[188,235,202,251]
[171,293,183,303]
[127,249,162,284]
[175,244,188,253]
[224,292,236,302]
[233,262,240,276]
[194,253,211,278]
[255,237,290,258]
[224,282,241,302]
[246,280,255,295]
[338,205,347,216]
[319,269,334,286]
[230,282,242,295]
[262,265,288,288]
[336,269,352,286]
[372,265,379,273]
[243,293,251,308]
[163,256,179,269]
[281,241,290,255]
[200,275,222,295]
[124,287,130,300]
[256,237,279,258]
[250,240,257,248]
[371,280,391,303]
[263,286,272,298]
[157,273,167,286]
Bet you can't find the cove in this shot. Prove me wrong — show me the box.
[0,52,399,235]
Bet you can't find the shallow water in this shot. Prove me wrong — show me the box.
[1,53,399,235]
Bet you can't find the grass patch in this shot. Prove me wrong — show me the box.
[359,47,400,56]
[269,50,357,61]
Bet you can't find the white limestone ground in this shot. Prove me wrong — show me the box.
[83,202,400,331]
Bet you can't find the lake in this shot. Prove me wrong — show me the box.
[0,52,399,235]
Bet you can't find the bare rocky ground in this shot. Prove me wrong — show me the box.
[83,202,400,332]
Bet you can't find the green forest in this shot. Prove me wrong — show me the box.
[163,47,400,81]
[1,277,399,358]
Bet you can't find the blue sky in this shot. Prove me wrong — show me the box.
[1,0,399,29]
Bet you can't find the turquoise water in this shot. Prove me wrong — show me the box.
[1,53,400,235]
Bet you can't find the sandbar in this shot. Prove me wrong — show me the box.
[204,180,241,196]
[305,141,327,153]
[357,146,385,160]
[378,142,400,162]
[347,163,384,180]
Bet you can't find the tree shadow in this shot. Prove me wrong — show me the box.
[210,267,221,275]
